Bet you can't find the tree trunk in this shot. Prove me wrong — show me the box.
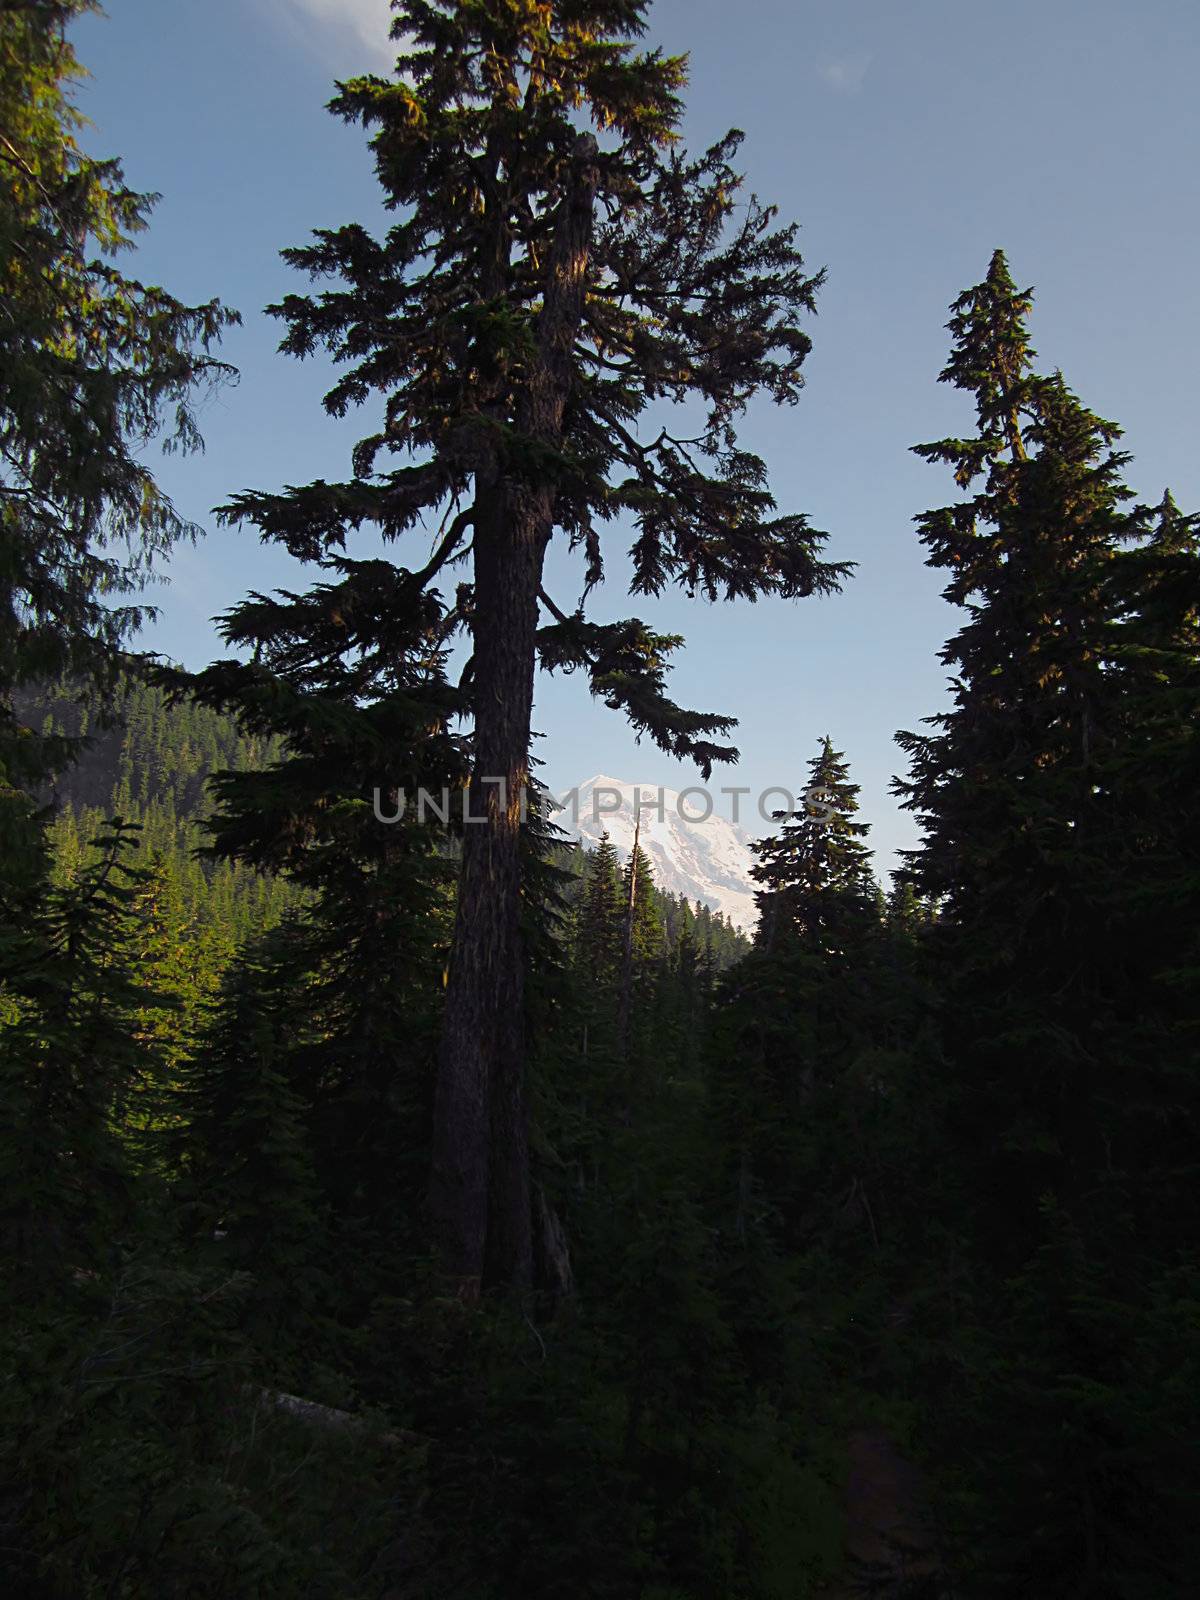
[429,134,600,1298]
[616,813,641,1063]
[429,490,542,1298]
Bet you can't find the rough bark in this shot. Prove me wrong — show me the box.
[430,134,600,1298]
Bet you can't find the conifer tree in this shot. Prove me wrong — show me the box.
[750,735,875,952]
[574,830,623,988]
[0,818,160,1281]
[615,834,661,1061]
[896,252,1200,1591]
[215,0,845,1294]
[713,740,880,1251]
[895,252,1146,1240]
[884,874,928,938]
[622,841,662,968]
[0,2,235,792]
[663,905,700,1026]
[0,5,236,1295]
[1112,489,1200,954]
[180,927,327,1358]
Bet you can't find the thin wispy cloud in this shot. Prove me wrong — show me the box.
[818,53,871,94]
[276,0,401,66]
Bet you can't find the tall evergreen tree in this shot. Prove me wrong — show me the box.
[714,739,881,1250]
[0,6,236,1291]
[573,829,623,1015]
[895,251,1145,1243]
[0,3,236,1299]
[618,835,661,1035]
[1111,489,1200,965]
[621,840,662,968]
[215,0,846,1295]
[0,1,235,792]
[895,252,1200,1592]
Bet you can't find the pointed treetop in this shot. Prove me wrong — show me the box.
[751,736,875,940]
[914,248,1037,483]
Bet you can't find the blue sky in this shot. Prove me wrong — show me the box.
[74,0,1200,873]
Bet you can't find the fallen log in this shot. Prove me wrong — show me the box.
[254,1388,425,1452]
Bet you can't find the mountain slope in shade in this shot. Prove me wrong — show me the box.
[552,775,758,932]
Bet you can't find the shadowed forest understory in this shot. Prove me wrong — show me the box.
[2,3,1198,1596]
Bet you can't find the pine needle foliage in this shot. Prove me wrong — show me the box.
[0,1,236,788]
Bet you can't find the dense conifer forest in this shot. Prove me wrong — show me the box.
[1,3,1197,1596]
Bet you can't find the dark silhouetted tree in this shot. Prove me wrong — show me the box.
[213,0,846,1293]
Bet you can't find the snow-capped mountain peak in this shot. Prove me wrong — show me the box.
[551,775,758,932]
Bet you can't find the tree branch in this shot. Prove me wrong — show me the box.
[412,507,475,587]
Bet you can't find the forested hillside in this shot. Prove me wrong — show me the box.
[2,5,1197,1599]
[19,676,299,946]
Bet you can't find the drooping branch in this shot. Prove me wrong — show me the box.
[412,507,475,587]
[537,602,738,776]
